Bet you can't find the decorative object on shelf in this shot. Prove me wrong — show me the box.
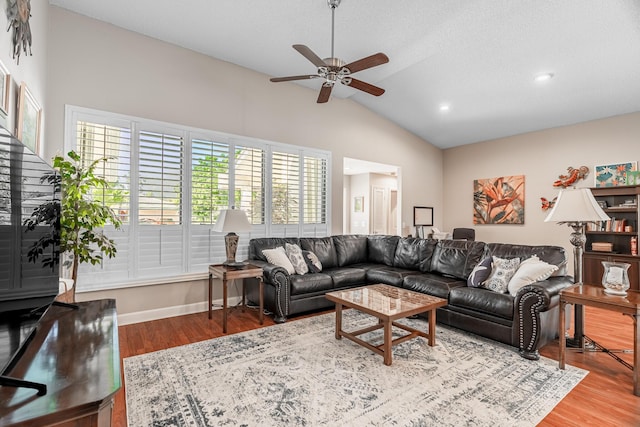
[594,161,637,187]
[473,175,525,224]
[540,196,556,210]
[6,0,33,64]
[553,166,589,188]
[627,171,640,186]
[632,236,638,256]
[16,81,40,154]
[0,61,10,115]
[601,261,630,295]
[213,207,252,267]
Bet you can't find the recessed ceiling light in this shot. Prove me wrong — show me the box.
[534,73,554,83]
[439,104,450,112]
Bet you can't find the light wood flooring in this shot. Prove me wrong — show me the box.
[115,305,640,427]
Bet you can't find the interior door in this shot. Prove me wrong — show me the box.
[371,187,388,234]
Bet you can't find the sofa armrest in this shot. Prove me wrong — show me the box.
[248,260,291,322]
[515,275,574,359]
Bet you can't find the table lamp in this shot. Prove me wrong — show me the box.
[213,207,252,267]
[544,187,609,346]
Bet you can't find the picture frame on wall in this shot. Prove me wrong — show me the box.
[0,61,10,115]
[353,196,364,213]
[413,206,434,226]
[594,162,637,187]
[16,82,42,154]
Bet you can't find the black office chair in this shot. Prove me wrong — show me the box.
[452,228,475,241]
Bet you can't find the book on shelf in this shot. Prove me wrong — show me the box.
[587,218,628,232]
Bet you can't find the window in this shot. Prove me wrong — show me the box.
[65,106,330,290]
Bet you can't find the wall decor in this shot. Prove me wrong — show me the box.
[473,175,525,224]
[553,165,589,188]
[16,82,41,154]
[6,0,33,64]
[353,196,363,213]
[594,162,637,187]
[0,61,10,114]
[413,206,433,226]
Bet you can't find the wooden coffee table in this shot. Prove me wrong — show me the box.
[325,284,447,365]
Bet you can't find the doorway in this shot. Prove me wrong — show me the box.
[343,158,400,235]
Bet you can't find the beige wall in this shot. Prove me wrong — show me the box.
[443,111,640,275]
[45,7,443,319]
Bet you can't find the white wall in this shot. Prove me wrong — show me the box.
[443,111,640,275]
[45,7,443,319]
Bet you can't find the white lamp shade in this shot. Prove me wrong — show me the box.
[544,188,610,223]
[212,208,252,233]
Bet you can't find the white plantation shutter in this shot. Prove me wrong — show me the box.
[66,106,330,289]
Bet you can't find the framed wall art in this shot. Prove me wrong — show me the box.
[413,206,434,226]
[594,162,637,187]
[0,60,10,115]
[16,82,41,154]
[353,196,364,213]
[473,175,525,224]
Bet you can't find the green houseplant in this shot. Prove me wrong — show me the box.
[25,151,122,302]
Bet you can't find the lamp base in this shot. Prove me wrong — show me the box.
[223,261,247,269]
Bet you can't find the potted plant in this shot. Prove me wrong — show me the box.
[25,151,122,302]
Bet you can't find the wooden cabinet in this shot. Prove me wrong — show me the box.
[584,185,640,291]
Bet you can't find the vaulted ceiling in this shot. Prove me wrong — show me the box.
[50,0,640,149]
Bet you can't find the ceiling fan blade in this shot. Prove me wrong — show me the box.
[270,75,319,82]
[342,77,385,96]
[343,52,389,74]
[293,44,326,68]
[317,83,333,103]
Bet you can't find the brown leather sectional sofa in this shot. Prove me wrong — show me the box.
[246,235,572,360]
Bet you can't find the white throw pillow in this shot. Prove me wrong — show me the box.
[483,256,521,293]
[507,255,559,296]
[285,243,308,275]
[262,246,295,275]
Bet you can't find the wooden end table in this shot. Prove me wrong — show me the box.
[325,284,447,366]
[208,264,264,333]
[558,284,640,396]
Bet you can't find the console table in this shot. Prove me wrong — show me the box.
[558,285,639,396]
[0,299,121,426]
[208,264,264,333]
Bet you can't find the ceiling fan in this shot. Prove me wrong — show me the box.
[270,0,389,103]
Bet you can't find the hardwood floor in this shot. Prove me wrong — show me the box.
[115,305,640,427]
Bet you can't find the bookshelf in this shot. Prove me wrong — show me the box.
[584,185,640,290]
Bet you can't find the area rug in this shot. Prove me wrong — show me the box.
[124,310,587,426]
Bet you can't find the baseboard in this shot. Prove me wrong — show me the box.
[118,296,242,326]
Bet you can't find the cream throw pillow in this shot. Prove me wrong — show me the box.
[262,246,295,275]
[507,255,559,296]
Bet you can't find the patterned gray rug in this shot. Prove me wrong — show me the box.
[124,310,587,426]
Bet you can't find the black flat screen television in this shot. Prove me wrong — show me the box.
[0,125,60,387]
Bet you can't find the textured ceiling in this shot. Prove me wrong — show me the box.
[50,0,640,149]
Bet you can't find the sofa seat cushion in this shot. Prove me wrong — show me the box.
[290,273,333,296]
[324,267,367,287]
[448,287,514,320]
[366,267,421,287]
[403,273,466,299]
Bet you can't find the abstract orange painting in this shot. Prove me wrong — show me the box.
[473,175,525,224]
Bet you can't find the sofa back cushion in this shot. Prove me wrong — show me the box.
[249,238,301,262]
[393,238,437,272]
[366,235,400,266]
[430,240,486,280]
[300,237,338,269]
[487,243,567,276]
[333,235,368,266]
